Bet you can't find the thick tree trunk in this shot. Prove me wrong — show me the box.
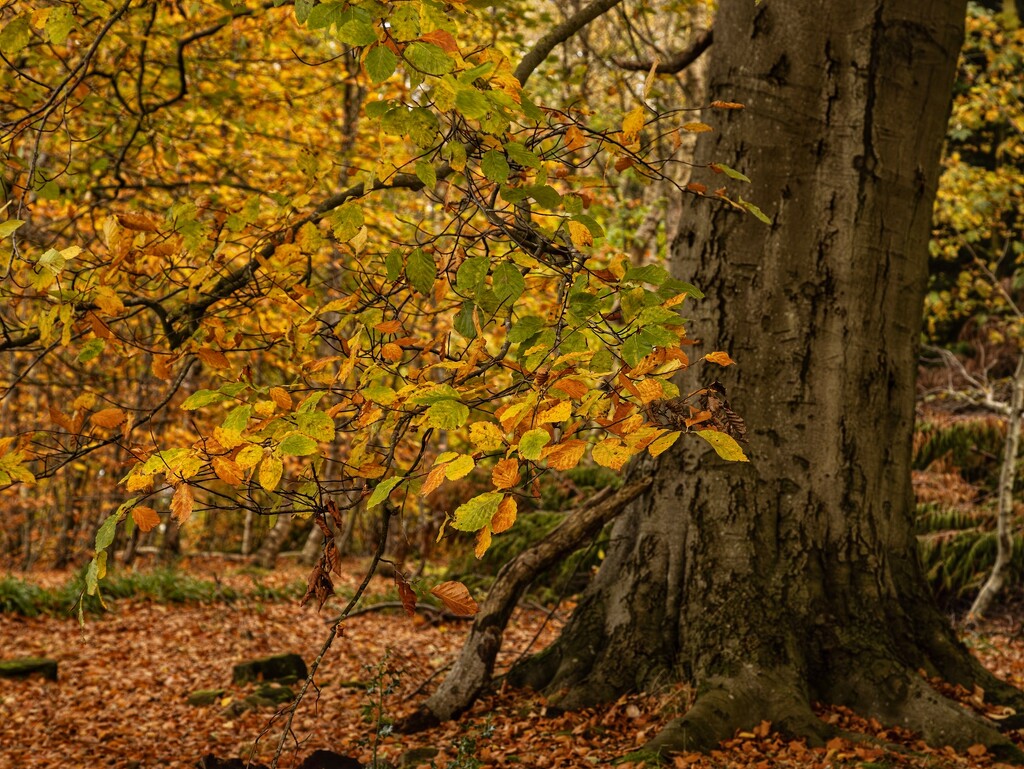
[509,0,1024,757]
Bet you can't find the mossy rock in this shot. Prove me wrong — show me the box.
[186,688,226,706]
[253,682,294,704]
[0,657,57,681]
[397,747,439,767]
[232,653,306,684]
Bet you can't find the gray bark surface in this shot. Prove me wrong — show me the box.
[507,0,1024,757]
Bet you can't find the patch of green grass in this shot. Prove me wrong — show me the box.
[0,567,305,618]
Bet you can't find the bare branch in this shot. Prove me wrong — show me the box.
[514,0,625,86]
[615,28,714,74]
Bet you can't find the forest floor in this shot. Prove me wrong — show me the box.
[2,557,1024,769]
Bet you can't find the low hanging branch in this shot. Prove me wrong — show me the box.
[614,28,713,74]
[397,474,653,731]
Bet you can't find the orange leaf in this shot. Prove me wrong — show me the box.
[551,377,588,399]
[565,125,587,151]
[269,386,293,411]
[966,745,988,757]
[682,121,713,132]
[381,342,404,362]
[420,29,459,54]
[544,439,587,471]
[474,526,492,558]
[375,319,403,334]
[117,213,160,231]
[197,347,230,369]
[212,456,244,485]
[686,182,707,195]
[709,100,745,109]
[430,580,479,616]
[491,458,521,490]
[91,407,126,428]
[704,351,735,366]
[422,463,448,496]
[491,495,517,533]
[170,484,194,524]
[130,505,160,533]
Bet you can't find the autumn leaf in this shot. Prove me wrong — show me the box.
[130,505,160,532]
[491,495,517,533]
[430,580,479,616]
[567,220,593,249]
[491,458,521,489]
[682,121,713,132]
[538,400,572,424]
[592,437,633,470]
[396,575,417,616]
[474,525,492,558]
[696,429,749,462]
[197,347,230,369]
[422,463,448,496]
[91,407,126,428]
[170,484,194,524]
[212,456,244,485]
[710,100,745,109]
[704,351,735,366]
[269,386,293,411]
[565,125,587,151]
[622,106,645,140]
[544,439,587,471]
[648,431,681,458]
[258,455,284,491]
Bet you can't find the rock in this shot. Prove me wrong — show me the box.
[196,755,268,769]
[232,653,307,684]
[186,689,226,707]
[0,657,57,681]
[396,747,438,768]
[253,682,294,704]
[296,749,362,769]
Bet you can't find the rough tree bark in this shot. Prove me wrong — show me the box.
[506,0,1024,757]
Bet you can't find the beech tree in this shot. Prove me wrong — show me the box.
[417,0,1024,758]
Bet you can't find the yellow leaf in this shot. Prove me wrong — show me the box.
[710,100,745,109]
[269,387,293,411]
[422,463,448,496]
[704,351,735,366]
[236,444,265,470]
[445,454,476,480]
[635,379,664,405]
[131,505,160,533]
[470,421,505,452]
[474,526,492,559]
[91,407,126,429]
[538,400,572,424]
[567,220,593,249]
[622,106,645,140]
[492,495,517,533]
[259,455,284,490]
[648,431,681,457]
[491,458,521,489]
[430,580,479,616]
[170,484,194,524]
[126,473,153,492]
[696,429,749,462]
[212,457,244,485]
[682,121,713,133]
[543,439,587,471]
[592,438,633,470]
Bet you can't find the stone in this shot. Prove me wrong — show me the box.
[296,749,362,769]
[232,653,306,684]
[186,689,226,707]
[396,747,439,768]
[253,682,294,704]
[0,657,57,681]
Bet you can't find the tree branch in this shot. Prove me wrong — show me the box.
[514,0,625,86]
[615,28,714,73]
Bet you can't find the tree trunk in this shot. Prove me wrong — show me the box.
[253,514,293,569]
[509,0,1024,757]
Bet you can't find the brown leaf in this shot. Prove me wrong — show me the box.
[117,212,160,231]
[420,29,459,54]
[474,526,492,559]
[966,744,988,757]
[130,505,160,533]
[396,574,417,617]
[91,407,126,428]
[300,563,334,611]
[269,386,293,411]
[375,319,403,334]
[381,342,404,362]
[704,351,735,366]
[170,484,194,524]
[197,347,230,369]
[543,440,587,471]
[491,458,520,490]
[430,580,479,616]
[422,463,448,496]
[327,499,344,528]
[709,100,745,109]
[324,538,341,576]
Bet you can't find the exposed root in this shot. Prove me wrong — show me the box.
[643,666,830,755]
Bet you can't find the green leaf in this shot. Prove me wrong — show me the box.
[410,384,461,405]
[222,405,252,433]
[404,42,454,75]
[361,385,397,405]
[0,220,24,239]
[329,202,363,242]
[518,428,550,460]
[481,150,510,183]
[504,142,541,169]
[492,261,525,307]
[426,399,470,430]
[454,301,478,340]
[44,6,74,44]
[451,492,503,532]
[624,264,669,285]
[0,15,31,55]
[455,88,490,120]
[415,158,437,189]
[445,454,476,480]
[368,476,403,508]
[696,430,749,462]
[181,390,225,410]
[739,197,772,224]
[76,338,106,363]
[622,335,653,368]
[295,411,335,441]
[713,163,751,183]
[456,256,489,295]
[385,248,403,281]
[294,0,315,23]
[336,16,377,46]
[279,433,318,456]
[406,247,437,294]
[509,315,544,343]
[365,44,397,83]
